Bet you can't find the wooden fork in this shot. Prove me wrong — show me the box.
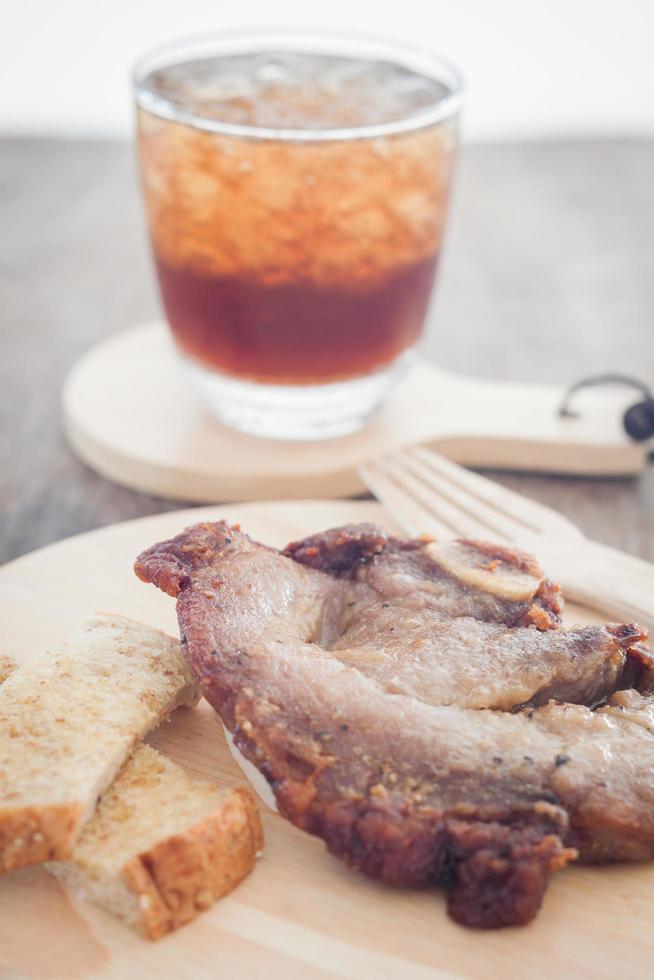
[359,446,653,631]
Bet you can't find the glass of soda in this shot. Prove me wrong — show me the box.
[134,30,463,440]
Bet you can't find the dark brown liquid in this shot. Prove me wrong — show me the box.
[155,253,438,384]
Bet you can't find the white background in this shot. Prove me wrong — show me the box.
[1,0,654,142]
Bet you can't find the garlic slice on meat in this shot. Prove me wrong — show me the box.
[426,541,543,602]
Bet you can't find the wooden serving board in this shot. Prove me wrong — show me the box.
[1,499,652,980]
[62,323,647,505]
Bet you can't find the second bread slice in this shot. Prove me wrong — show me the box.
[50,744,264,938]
[0,616,198,873]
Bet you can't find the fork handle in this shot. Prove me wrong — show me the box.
[542,540,654,635]
[584,541,653,631]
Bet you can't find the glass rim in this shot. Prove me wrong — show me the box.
[133,26,465,142]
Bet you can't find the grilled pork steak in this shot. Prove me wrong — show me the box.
[135,521,651,928]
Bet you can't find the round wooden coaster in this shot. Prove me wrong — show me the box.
[62,323,646,503]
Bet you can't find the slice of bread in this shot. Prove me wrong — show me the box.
[0,616,199,873]
[49,745,263,939]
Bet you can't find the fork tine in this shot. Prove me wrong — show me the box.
[411,446,581,539]
[396,449,524,543]
[358,462,454,539]
[380,455,512,541]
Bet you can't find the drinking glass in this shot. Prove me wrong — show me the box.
[134,30,463,439]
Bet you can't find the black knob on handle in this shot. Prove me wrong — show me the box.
[623,399,654,442]
[558,373,654,443]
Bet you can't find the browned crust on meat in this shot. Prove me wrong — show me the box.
[521,580,563,629]
[122,788,263,940]
[284,523,389,574]
[225,693,574,929]
[232,700,574,927]
[135,521,247,598]
[607,624,650,647]
[445,811,575,928]
[623,642,654,694]
[0,803,84,872]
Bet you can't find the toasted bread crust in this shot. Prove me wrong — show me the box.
[0,803,84,872]
[0,654,16,685]
[121,787,263,939]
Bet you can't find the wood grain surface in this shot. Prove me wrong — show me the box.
[1,499,653,980]
[1,137,652,563]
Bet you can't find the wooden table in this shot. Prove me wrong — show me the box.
[1,137,652,564]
